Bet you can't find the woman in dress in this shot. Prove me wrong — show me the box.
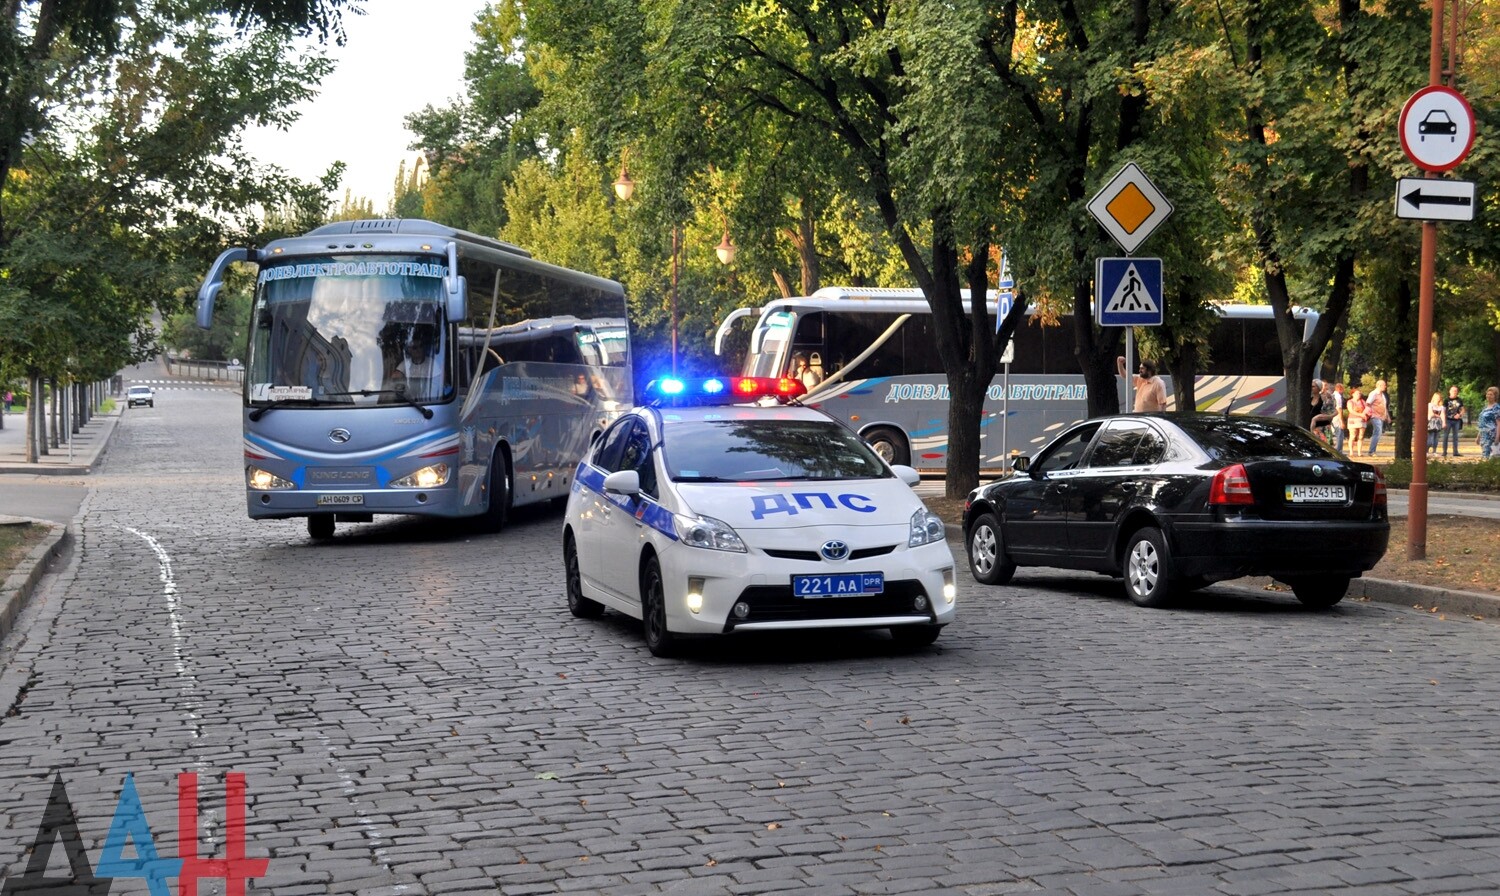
[1346,388,1368,457]
[1427,391,1445,459]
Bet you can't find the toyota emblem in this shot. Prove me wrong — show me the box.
[329,428,352,444]
[820,540,850,562]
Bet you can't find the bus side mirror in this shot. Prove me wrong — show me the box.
[196,247,253,329]
[445,242,467,321]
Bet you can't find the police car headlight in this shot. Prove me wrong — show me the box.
[390,464,450,489]
[247,466,295,490]
[908,508,946,547]
[673,513,746,553]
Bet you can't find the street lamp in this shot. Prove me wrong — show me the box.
[715,226,737,265]
[613,152,738,375]
[613,154,635,201]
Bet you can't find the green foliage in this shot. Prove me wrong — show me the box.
[0,0,349,386]
[1379,458,1500,493]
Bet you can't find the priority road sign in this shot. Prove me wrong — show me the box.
[1399,86,1476,173]
[1394,177,1477,222]
[1087,163,1173,254]
[1096,258,1163,327]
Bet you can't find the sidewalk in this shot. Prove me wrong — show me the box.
[0,405,119,475]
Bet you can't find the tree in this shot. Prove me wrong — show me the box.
[0,0,355,462]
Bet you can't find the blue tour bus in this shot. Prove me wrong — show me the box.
[715,287,1317,473]
[197,218,631,539]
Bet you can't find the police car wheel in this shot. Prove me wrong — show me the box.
[641,557,677,657]
[564,533,604,619]
[891,625,941,647]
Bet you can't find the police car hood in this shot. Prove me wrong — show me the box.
[674,478,923,532]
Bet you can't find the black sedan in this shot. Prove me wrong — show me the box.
[962,414,1389,609]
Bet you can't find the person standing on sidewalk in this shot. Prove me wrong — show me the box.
[1427,391,1446,459]
[1347,389,1368,456]
[2,390,11,414]
[1117,356,1167,412]
[1478,386,1499,460]
[1366,379,1390,456]
[1443,385,1466,457]
[1331,382,1347,453]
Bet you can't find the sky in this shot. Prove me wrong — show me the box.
[241,0,490,209]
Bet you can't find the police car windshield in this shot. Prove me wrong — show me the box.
[664,419,891,482]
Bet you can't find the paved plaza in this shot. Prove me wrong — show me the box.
[2,387,1500,894]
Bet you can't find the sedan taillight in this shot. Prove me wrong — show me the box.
[1373,468,1387,507]
[1209,464,1255,505]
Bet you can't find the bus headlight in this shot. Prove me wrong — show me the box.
[908,508,946,547]
[390,464,450,489]
[247,466,295,490]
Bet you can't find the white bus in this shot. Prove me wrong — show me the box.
[197,218,630,538]
[715,287,1317,472]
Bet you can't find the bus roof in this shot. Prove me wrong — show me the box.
[306,218,532,258]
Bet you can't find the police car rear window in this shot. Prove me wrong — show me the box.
[664,420,890,482]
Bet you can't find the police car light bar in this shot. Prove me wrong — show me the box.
[645,375,806,404]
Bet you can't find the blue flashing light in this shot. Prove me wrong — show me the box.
[703,378,726,394]
[658,377,685,395]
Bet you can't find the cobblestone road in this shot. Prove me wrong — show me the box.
[3,389,1500,895]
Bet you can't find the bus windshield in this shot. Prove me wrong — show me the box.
[247,255,450,406]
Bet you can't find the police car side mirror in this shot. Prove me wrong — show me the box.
[890,464,920,487]
[603,470,640,496]
[1011,455,1032,474]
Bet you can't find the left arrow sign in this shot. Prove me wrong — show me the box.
[1394,177,1477,222]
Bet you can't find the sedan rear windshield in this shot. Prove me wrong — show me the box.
[1177,417,1339,462]
[664,419,891,482]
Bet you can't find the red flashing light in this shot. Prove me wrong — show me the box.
[1209,464,1255,505]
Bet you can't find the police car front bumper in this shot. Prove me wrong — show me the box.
[659,538,956,635]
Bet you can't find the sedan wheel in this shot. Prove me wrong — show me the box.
[641,557,677,657]
[564,533,604,619]
[966,512,1016,585]
[1124,526,1175,608]
[1287,575,1350,610]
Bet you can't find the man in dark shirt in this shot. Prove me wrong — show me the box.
[1443,385,1466,457]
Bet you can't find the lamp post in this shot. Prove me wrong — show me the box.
[613,152,739,375]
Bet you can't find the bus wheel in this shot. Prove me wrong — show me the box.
[864,426,909,466]
[307,516,334,540]
[481,450,511,533]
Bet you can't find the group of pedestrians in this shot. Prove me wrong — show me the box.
[1424,385,1500,460]
[1311,378,1393,457]
[1312,377,1500,461]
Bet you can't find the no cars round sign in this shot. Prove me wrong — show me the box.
[1399,86,1475,173]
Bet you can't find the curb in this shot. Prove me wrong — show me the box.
[0,520,71,641]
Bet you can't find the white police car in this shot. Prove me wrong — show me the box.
[562,375,956,657]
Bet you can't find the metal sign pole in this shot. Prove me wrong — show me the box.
[1126,328,1136,413]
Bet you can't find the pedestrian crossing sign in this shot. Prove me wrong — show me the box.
[1095,257,1163,327]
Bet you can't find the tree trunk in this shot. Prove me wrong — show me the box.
[1392,276,1415,460]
